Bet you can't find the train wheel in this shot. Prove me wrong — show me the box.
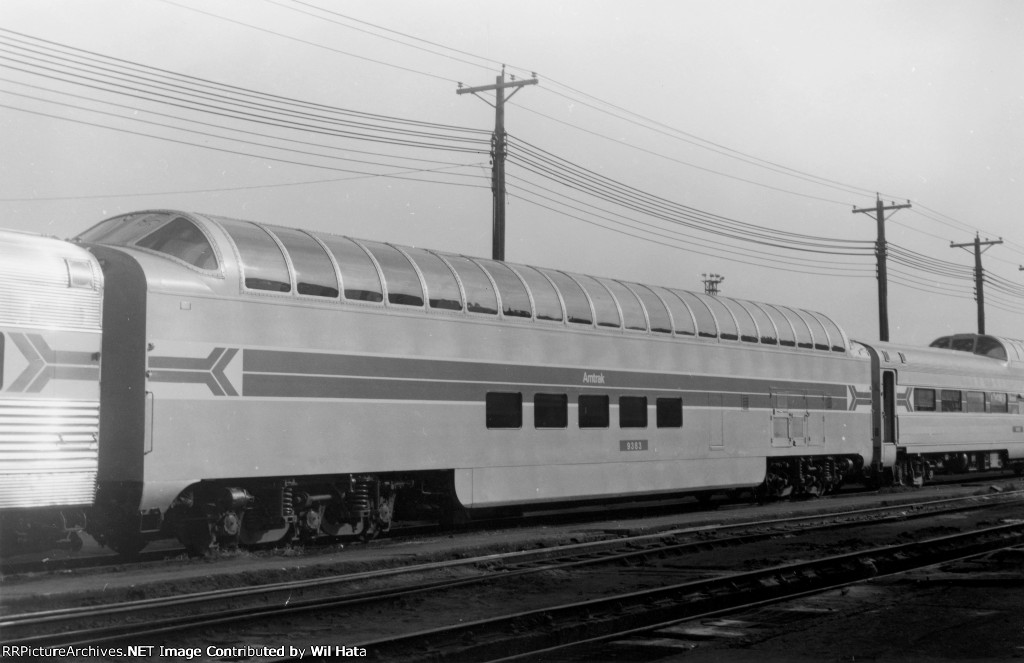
[237,515,293,548]
[64,530,84,552]
[376,494,394,533]
[358,520,378,542]
[107,532,147,559]
[357,493,396,542]
[179,521,215,557]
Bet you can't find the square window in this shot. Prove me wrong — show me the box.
[486,392,522,429]
[579,395,609,428]
[534,393,568,428]
[619,396,648,428]
[656,397,682,428]
[940,390,962,413]
[913,388,936,412]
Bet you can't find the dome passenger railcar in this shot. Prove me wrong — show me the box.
[862,334,1024,483]
[0,230,103,553]
[78,210,873,554]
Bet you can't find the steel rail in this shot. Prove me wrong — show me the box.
[350,521,1024,663]
[2,489,1020,647]
[1,472,1012,574]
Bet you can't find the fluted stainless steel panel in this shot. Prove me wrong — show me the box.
[0,399,99,508]
[0,235,102,331]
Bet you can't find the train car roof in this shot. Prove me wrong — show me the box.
[74,209,850,354]
[0,228,101,285]
[860,337,1024,390]
[928,333,1024,363]
[1,227,97,259]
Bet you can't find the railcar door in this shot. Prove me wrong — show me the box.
[882,370,897,446]
[865,345,899,476]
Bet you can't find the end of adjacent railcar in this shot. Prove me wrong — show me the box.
[860,336,1024,485]
[0,231,103,554]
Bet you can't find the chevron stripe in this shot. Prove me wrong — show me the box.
[148,347,239,396]
[6,333,99,393]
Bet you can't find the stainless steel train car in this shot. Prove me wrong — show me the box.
[0,230,104,552]
[73,210,874,554]
[866,333,1024,484]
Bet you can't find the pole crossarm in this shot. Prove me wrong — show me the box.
[950,236,1002,252]
[456,78,539,95]
[852,201,912,217]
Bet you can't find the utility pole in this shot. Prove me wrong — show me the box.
[951,233,1002,335]
[853,196,911,342]
[701,273,725,295]
[457,66,538,261]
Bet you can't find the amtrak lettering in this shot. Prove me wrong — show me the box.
[582,372,606,384]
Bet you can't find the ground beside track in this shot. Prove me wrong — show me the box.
[3,479,1019,615]
[624,555,1024,663]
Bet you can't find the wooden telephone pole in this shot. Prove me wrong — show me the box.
[853,196,911,342]
[951,233,1002,334]
[457,67,538,261]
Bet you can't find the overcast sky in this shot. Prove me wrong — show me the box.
[1,0,1022,346]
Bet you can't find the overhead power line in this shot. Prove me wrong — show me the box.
[3,18,1022,324]
[0,28,486,134]
[187,2,1024,276]
[509,135,875,253]
[0,31,489,152]
[507,176,876,276]
[0,98,490,191]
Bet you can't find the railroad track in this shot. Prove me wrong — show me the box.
[1,471,1012,575]
[355,523,1024,663]
[3,488,1021,651]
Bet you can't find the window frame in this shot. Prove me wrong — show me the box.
[672,289,717,338]
[478,259,533,319]
[656,397,683,428]
[601,279,648,331]
[361,241,425,308]
[542,269,594,325]
[218,218,292,293]
[486,392,522,429]
[578,394,610,428]
[534,393,568,429]
[940,389,963,413]
[510,265,563,322]
[913,388,936,412]
[631,284,673,334]
[572,274,620,328]
[446,255,498,315]
[135,215,220,271]
[402,247,463,312]
[619,396,648,428]
[319,235,384,304]
[266,225,339,299]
